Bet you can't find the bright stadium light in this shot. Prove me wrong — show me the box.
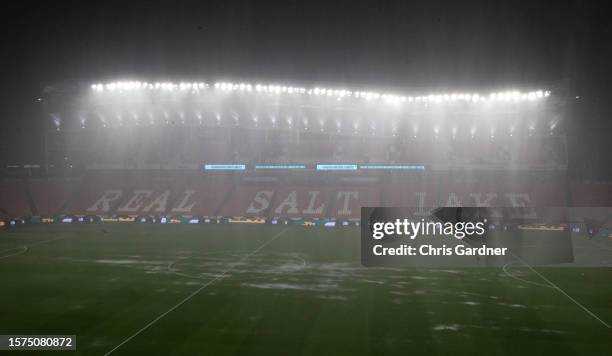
[90,80,551,110]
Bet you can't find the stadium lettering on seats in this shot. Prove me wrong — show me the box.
[247,191,273,213]
[171,190,197,213]
[86,190,122,212]
[86,189,198,213]
[117,190,152,212]
[142,191,170,212]
[337,191,358,215]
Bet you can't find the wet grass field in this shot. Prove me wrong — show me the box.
[0,224,610,355]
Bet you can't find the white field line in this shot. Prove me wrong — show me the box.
[0,236,66,261]
[512,253,611,329]
[502,261,554,289]
[104,228,289,356]
[0,245,26,254]
[0,246,28,260]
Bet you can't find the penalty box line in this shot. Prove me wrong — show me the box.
[511,253,611,329]
[104,228,290,356]
[0,236,67,260]
[0,236,66,253]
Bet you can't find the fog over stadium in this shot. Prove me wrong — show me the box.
[2,0,610,178]
[1,1,611,355]
[40,78,563,174]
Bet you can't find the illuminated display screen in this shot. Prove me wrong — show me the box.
[204,164,246,170]
[359,164,425,170]
[316,164,358,171]
[255,164,306,169]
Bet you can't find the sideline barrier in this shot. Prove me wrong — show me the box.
[1,215,358,228]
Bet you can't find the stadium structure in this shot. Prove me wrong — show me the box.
[1,79,611,355]
[4,78,608,222]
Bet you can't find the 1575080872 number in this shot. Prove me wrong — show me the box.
[0,335,76,350]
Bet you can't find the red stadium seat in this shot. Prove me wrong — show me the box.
[29,178,77,217]
[0,180,31,217]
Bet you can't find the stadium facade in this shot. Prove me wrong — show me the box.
[2,79,611,223]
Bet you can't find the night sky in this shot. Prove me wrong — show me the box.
[2,0,611,177]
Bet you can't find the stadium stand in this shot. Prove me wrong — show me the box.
[0,179,31,217]
[0,173,610,220]
[217,180,279,217]
[267,184,331,218]
[183,175,233,216]
[0,171,571,219]
[571,182,612,207]
[29,178,77,217]
[2,81,607,222]
[63,175,133,215]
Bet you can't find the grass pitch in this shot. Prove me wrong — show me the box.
[0,224,610,355]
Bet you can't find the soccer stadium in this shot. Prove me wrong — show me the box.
[1,1,611,355]
[1,78,610,354]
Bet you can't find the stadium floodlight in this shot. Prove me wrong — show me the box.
[90,80,551,108]
[550,120,558,130]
